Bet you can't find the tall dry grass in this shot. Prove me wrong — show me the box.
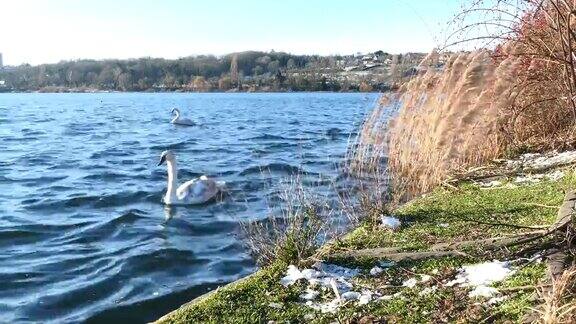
[242,176,333,266]
[536,267,576,323]
[352,0,576,200]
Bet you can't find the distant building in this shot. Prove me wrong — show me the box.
[0,53,3,67]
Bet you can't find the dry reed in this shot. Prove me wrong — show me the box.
[242,175,332,266]
[352,0,576,200]
[536,267,576,323]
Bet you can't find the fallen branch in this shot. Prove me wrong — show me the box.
[456,216,550,230]
[430,231,545,251]
[521,202,560,209]
[329,249,468,262]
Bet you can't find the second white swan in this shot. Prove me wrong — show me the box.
[170,108,196,126]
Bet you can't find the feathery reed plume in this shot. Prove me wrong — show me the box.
[351,0,576,200]
[536,267,576,323]
[386,50,519,198]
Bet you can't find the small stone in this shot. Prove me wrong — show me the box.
[369,266,383,276]
[341,291,361,301]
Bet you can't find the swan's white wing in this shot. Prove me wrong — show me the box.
[171,117,196,126]
[176,178,218,203]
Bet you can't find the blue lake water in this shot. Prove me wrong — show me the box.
[0,92,379,323]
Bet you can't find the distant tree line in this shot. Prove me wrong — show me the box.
[0,51,420,92]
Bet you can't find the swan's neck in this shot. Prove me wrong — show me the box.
[174,109,180,119]
[165,160,178,203]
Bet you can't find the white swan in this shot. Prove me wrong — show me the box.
[157,150,224,205]
[170,108,196,126]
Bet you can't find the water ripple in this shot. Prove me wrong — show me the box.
[0,92,377,323]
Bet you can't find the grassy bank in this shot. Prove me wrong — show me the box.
[156,168,575,323]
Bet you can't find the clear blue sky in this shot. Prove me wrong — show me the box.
[1,0,465,65]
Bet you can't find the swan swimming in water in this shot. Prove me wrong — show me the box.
[157,150,223,205]
[170,108,196,126]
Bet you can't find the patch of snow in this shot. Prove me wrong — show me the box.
[281,260,442,313]
[358,291,372,305]
[280,265,305,286]
[546,170,565,181]
[445,260,514,299]
[420,274,432,283]
[469,286,499,298]
[402,278,418,288]
[487,296,508,304]
[459,261,513,286]
[514,175,541,184]
[438,223,449,228]
[316,262,360,279]
[305,299,340,313]
[377,295,394,301]
[301,268,322,280]
[380,215,401,230]
[268,302,283,309]
[369,266,383,276]
[300,289,320,301]
[445,277,465,287]
[419,286,437,296]
[479,180,502,188]
[507,150,576,170]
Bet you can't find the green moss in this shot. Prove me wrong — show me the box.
[156,172,574,323]
[333,175,571,253]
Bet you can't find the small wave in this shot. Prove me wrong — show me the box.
[90,148,134,159]
[61,122,98,136]
[56,209,147,245]
[24,191,154,211]
[82,172,147,182]
[118,248,210,277]
[166,219,238,237]
[0,229,45,244]
[2,175,67,186]
[150,140,194,151]
[239,163,306,176]
[21,129,46,136]
[244,133,287,141]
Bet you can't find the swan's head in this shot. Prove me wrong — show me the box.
[158,150,175,166]
[171,108,179,115]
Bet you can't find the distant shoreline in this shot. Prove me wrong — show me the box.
[0,88,385,94]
